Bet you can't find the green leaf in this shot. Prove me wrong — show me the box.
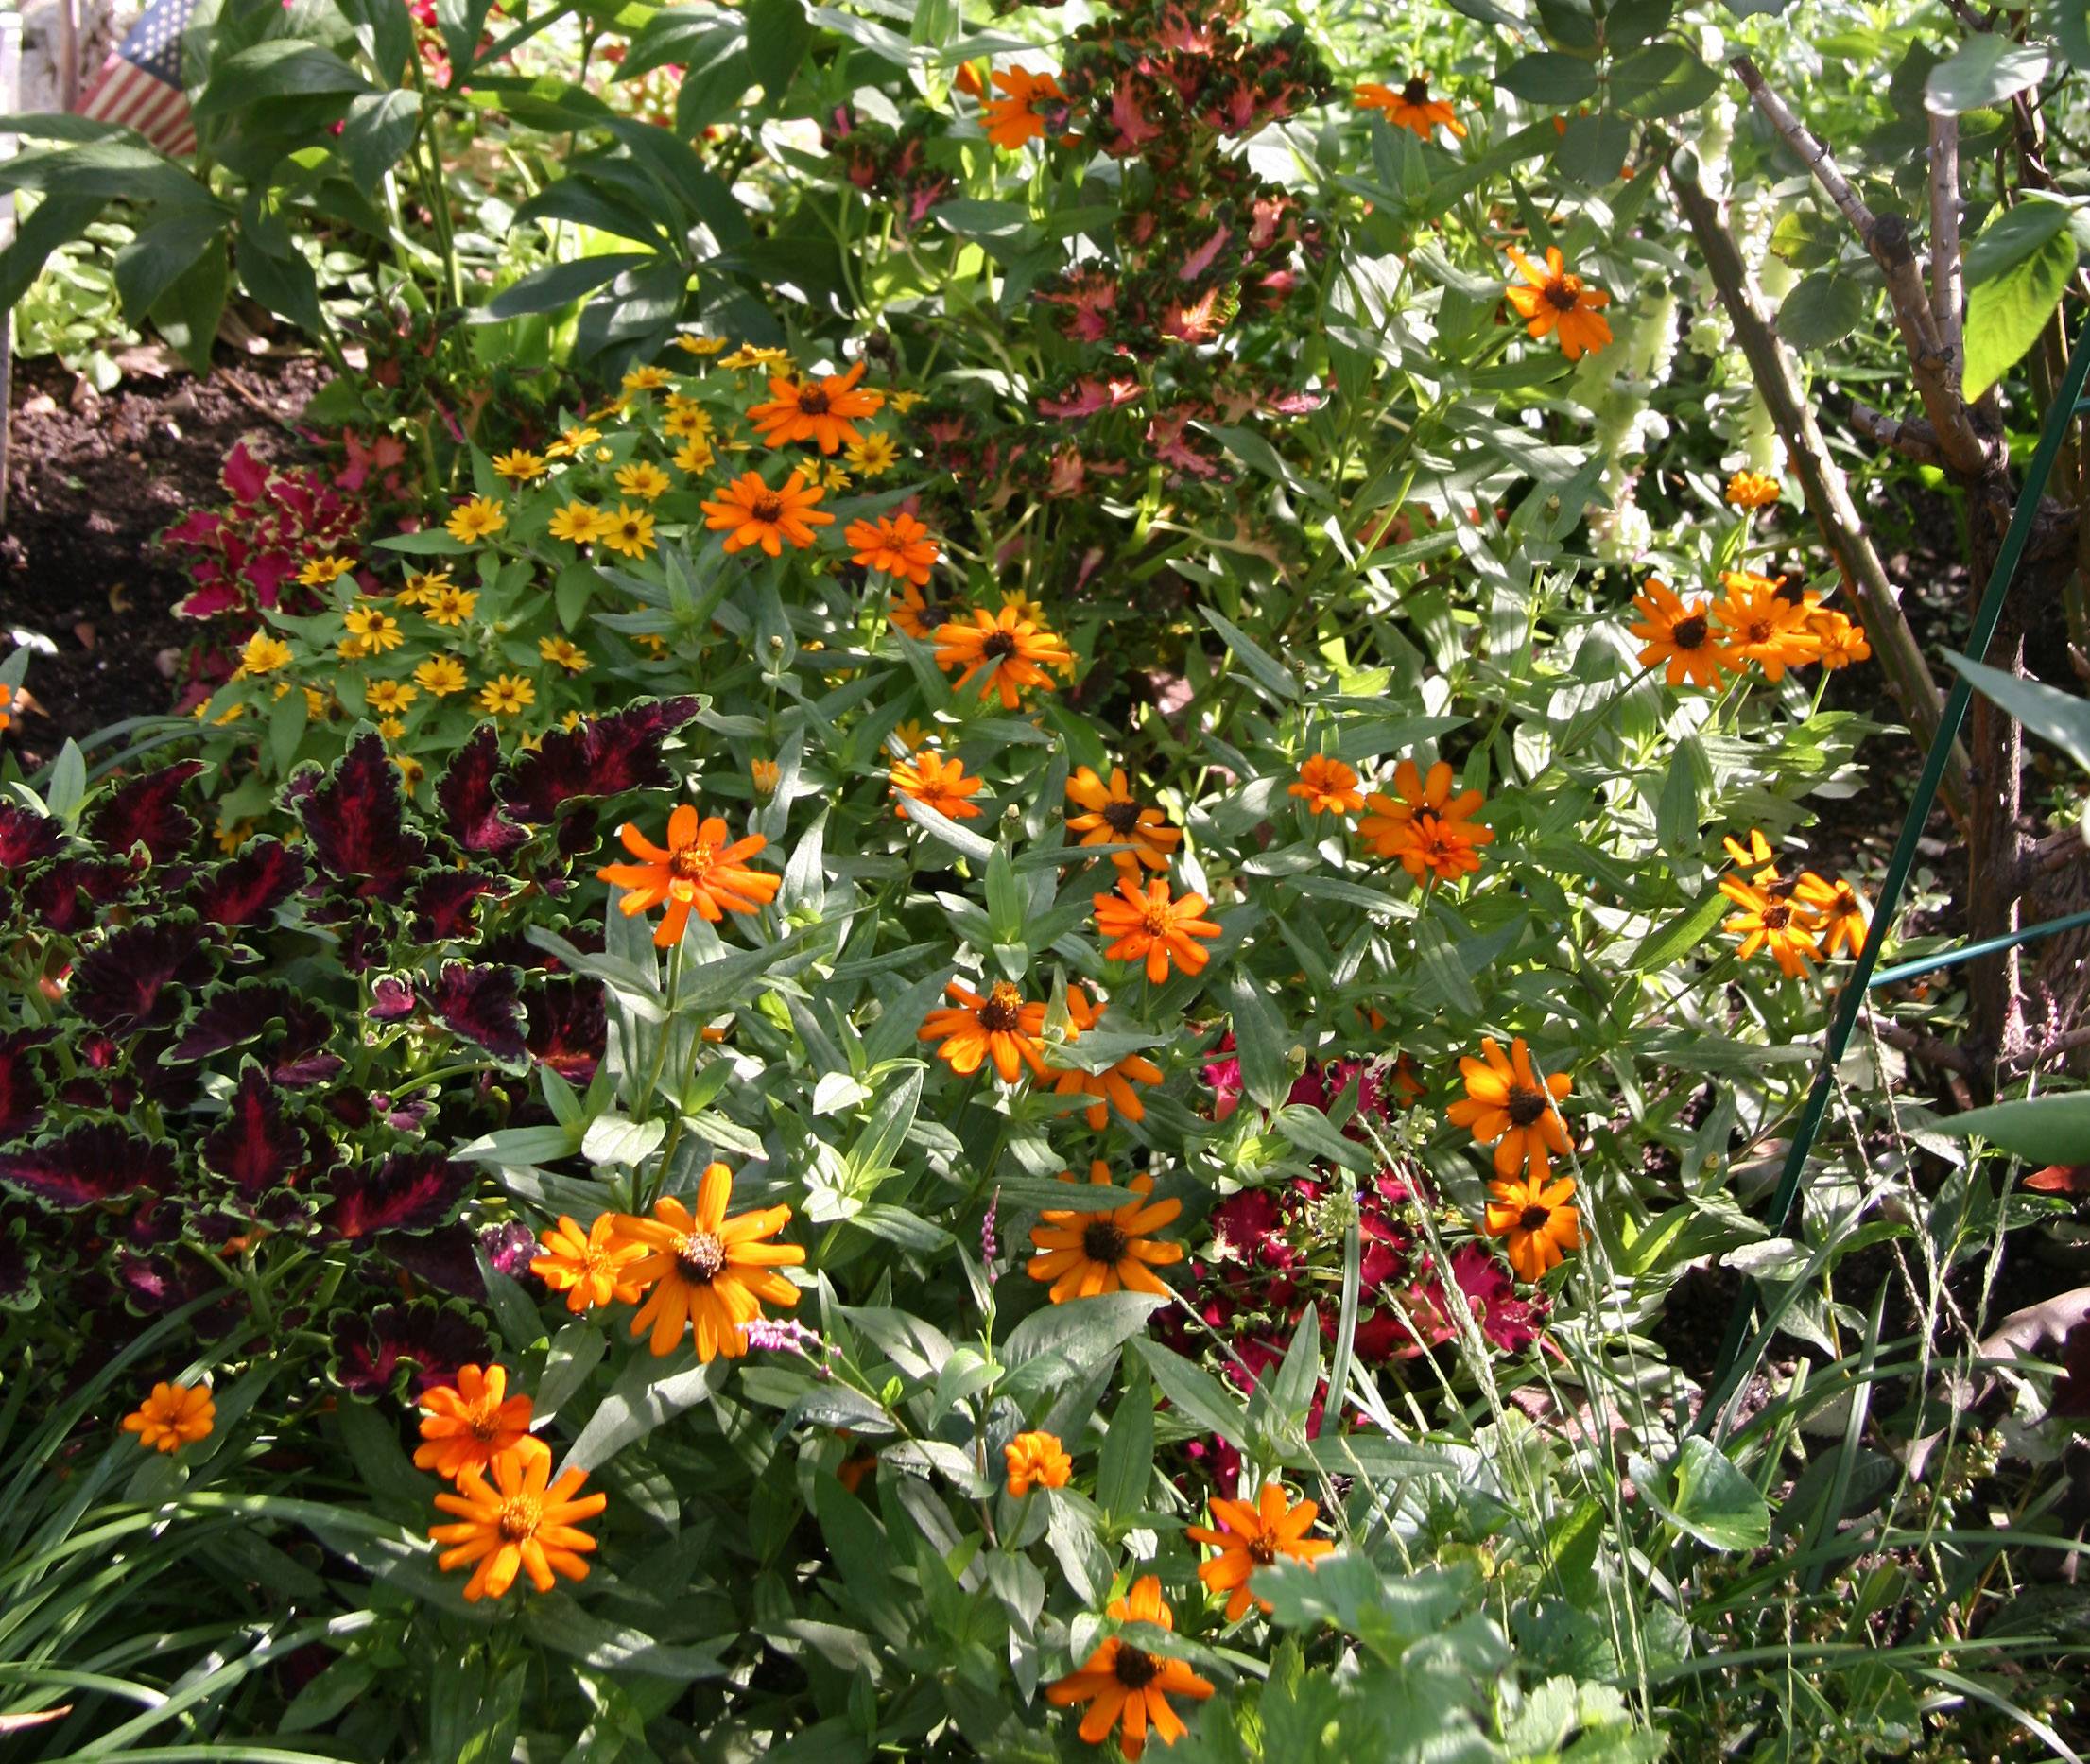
[1002,1291,1166,1370]
[1778,271,1868,352]
[194,43,374,119]
[1924,1091,2090,1165]
[1654,1437,1771,1551]
[1219,969,1291,1111]
[238,239,323,335]
[0,191,102,313]
[565,1357,725,1474]
[1961,195,2077,286]
[2048,0,2090,75]
[1926,34,2050,114]
[482,251,656,321]
[113,210,232,325]
[1552,112,1633,184]
[1132,1339,1249,1448]
[1630,886,1729,973]
[337,89,422,189]
[1962,217,2076,400]
[1498,51,1599,105]
[1095,1365,1154,1521]
[1610,43,1721,118]
[747,0,814,93]
[1945,649,2090,771]
[1199,606,1301,701]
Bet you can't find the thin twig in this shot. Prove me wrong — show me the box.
[1851,402,1945,469]
[1873,1019,1979,1078]
[1929,112,1964,367]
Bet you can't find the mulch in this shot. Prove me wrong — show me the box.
[0,348,325,770]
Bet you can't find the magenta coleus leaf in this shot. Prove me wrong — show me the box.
[0,1122,177,1209]
[368,976,417,1023]
[436,725,527,856]
[288,733,427,902]
[69,917,215,1031]
[86,760,204,863]
[526,978,607,1084]
[428,962,526,1061]
[407,869,507,943]
[184,840,309,929]
[497,696,700,824]
[328,1299,492,1401]
[321,1149,468,1238]
[202,1066,328,1203]
[0,804,63,869]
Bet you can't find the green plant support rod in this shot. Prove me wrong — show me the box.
[1695,316,2090,1440]
[1866,907,2090,991]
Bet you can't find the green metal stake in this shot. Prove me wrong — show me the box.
[1866,907,2090,991]
[1695,317,2090,1441]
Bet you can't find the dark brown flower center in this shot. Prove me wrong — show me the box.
[1083,1219,1131,1263]
[982,631,1019,659]
[497,1496,541,1542]
[1744,618,1772,644]
[1402,77,1430,105]
[978,981,1026,1034]
[1246,1532,1278,1564]
[1518,1203,1552,1233]
[1114,1644,1160,1689]
[1763,903,1792,930]
[1101,799,1144,834]
[669,843,714,881]
[676,1230,727,1285]
[798,387,831,414]
[1671,614,1708,650]
[1506,1084,1548,1128]
[752,493,784,522]
[1545,277,1581,311]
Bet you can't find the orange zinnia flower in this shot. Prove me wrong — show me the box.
[122,1381,215,1453]
[1004,1429,1073,1496]
[599,805,781,946]
[1711,570,1821,680]
[1719,875,1822,977]
[1357,758,1494,883]
[889,579,955,640]
[1027,1163,1183,1303]
[747,359,883,454]
[1045,1576,1214,1759]
[920,978,1050,1083]
[1504,244,1613,359]
[1808,608,1871,670]
[532,1214,649,1314]
[1630,578,1736,690]
[611,1163,806,1359]
[415,1364,535,1482]
[700,470,835,556]
[984,66,1067,151]
[932,605,1076,709]
[1354,74,1466,141]
[1065,765,1182,874]
[846,511,940,586]
[1047,984,1164,1131]
[890,750,984,821]
[1794,871,1871,959]
[1093,874,1222,983]
[1185,1482,1335,1620]
[1725,470,1781,510]
[1483,1169,1582,1284]
[1445,1037,1573,1182]
[430,1436,606,1601]
[1287,754,1364,818]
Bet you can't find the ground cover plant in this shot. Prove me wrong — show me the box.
[4,0,2090,1757]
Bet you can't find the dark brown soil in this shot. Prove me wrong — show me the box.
[0,349,325,770]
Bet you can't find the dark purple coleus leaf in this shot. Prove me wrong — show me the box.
[0,804,63,868]
[498,697,700,824]
[291,732,427,902]
[0,1121,176,1208]
[328,1299,491,1400]
[382,1222,486,1300]
[25,857,138,935]
[132,1028,203,1114]
[526,978,607,1084]
[69,917,214,1031]
[171,982,344,1088]
[116,1248,227,1318]
[438,724,527,856]
[407,869,507,943]
[321,1149,468,1238]
[202,1066,327,1202]
[369,976,417,1023]
[185,840,309,929]
[125,1195,186,1248]
[0,1029,54,1138]
[480,1219,540,1283]
[0,1221,37,1311]
[86,760,203,863]
[428,962,526,1061]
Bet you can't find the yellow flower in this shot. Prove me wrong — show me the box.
[887,389,925,413]
[298,554,355,587]
[596,503,658,558]
[674,334,731,356]
[751,757,782,797]
[303,686,330,718]
[822,463,853,493]
[397,568,452,607]
[343,605,404,653]
[367,679,419,715]
[720,344,792,371]
[632,633,670,660]
[673,437,717,475]
[214,819,253,854]
[548,503,606,545]
[665,404,714,441]
[377,715,406,740]
[492,449,548,482]
[844,430,900,476]
[1725,470,1781,510]
[479,673,536,716]
[546,425,603,458]
[540,635,591,673]
[614,461,672,503]
[446,496,507,544]
[890,718,932,752]
[237,632,292,676]
[622,365,672,393]
[423,585,479,627]
[415,655,470,697]
[395,753,425,790]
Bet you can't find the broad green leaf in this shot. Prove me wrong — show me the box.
[337,89,423,190]
[1926,34,2050,114]
[1133,1339,1249,1448]
[1778,271,1868,352]
[194,43,374,118]
[565,1357,726,1474]
[2049,0,2090,75]
[1002,1291,1166,1369]
[1924,1091,2090,1165]
[1219,969,1291,1111]
[1961,195,2077,285]
[1962,218,2076,399]
[481,252,655,321]
[1630,887,1729,973]
[1200,606,1301,701]
[1095,1365,1154,1521]
[1946,650,2090,771]
[1498,52,1599,106]
[1610,43,1721,119]
[112,210,232,325]
[1655,1437,1772,1551]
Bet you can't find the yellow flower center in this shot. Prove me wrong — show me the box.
[978,982,1026,1034]
[675,1230,727,1285]
[669,842,716,882]
[497,1495,543,1542]
[1140,899,1175,935]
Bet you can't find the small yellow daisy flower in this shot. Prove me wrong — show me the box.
[665,406,714,441]
[303,686,331,718]
[540,636,591,673]
[890,718,932,752]
[548,503,606,545]
[343,605,404,653]
[298,555,355,587]
[614,462,672,503]
[845,431,900,476]
[887,389,925,414]
[720,344,791,372]
[622,366,672,393]
[596,504,657,559]
[674,335,731,356]
[367,679,420,715]
[237,632,292,676]
[397,568,452,607]
[377,715,406,740]
[395,753,425,789]
[673,437,717,475]
[414,655,470,697]
[423,585,479,627]
[492,449,548,483]
[446,497,506,544]
[478,674,536,717]
[546,425,603,458]
[633,633,669,659]
[214,819,254,854]
[822,464,852,493]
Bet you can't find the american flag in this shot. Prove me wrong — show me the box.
[75,0,199,158]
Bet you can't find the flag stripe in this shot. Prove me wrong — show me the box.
[72,0,199,157]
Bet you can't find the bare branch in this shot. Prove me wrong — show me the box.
[1929,111,1963,366]
[1873,1019,1979,1077]
[1851,401,1945,468]
[1731,54,1891,265]
[2007,821,2090,895]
